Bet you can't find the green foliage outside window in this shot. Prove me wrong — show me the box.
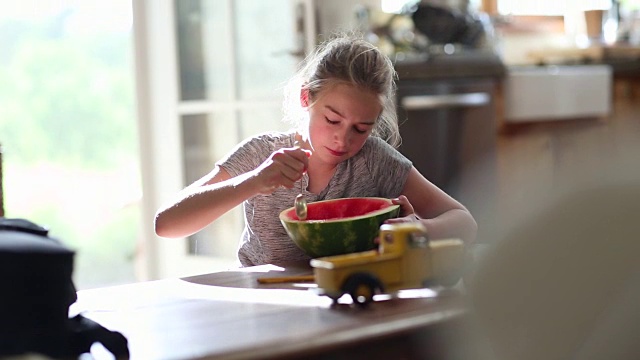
[0,12,140,289]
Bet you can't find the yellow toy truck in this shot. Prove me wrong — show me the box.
[310,222,465,306]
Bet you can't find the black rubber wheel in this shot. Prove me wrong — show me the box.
[341,272,384,307]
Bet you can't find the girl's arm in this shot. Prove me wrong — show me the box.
[154,146,309,238]
[389,167,478,244]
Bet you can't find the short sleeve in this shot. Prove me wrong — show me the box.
[363,137,412,198]
[216,133,278,177]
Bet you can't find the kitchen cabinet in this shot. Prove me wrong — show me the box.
[503,65,612,122]
[527,44,640,100]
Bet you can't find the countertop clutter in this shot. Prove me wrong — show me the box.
[371,1,505,81]
[526,44,640,78]
[527,43,640,65]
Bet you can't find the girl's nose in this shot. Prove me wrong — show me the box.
[333,127,350,147]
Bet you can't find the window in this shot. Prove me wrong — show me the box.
[0,1,140,289]
[498,0,613,16]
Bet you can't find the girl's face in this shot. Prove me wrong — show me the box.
[305,83,382,167]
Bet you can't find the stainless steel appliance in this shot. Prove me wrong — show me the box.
[395,52,505,242]
[397,76,497,196]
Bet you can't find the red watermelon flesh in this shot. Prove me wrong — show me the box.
[279,197,400,258]
[282,197,391,221]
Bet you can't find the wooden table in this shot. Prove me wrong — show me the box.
[72,264,466,360]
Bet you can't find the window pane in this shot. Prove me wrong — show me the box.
[499,1,567,16]
[0,0,139,289]
[202,0,233,101]
[180,107,290,258]
[235,0,298,101]
[176,0,297,102]
[238,106,291,138]
[176,0,234,101]
[498,0,613,15]
[176,0,206,100]
[181,113,242,258]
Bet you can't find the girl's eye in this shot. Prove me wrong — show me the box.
[325,117,367,134]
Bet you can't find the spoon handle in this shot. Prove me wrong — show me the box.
[293,140,308,220]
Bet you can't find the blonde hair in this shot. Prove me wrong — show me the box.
[282,33,401,148]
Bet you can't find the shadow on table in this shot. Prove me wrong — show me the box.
[181,263,314,290]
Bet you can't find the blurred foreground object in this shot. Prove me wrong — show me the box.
[461,135,640,360]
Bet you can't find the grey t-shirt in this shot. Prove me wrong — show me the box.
[217,130,412,266]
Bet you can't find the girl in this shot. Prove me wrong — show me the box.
[155,34,477,267]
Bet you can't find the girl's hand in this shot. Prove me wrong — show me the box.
[385,195,421,224]
[252,146,311,194]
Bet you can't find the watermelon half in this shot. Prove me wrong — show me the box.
[279,197,400,258]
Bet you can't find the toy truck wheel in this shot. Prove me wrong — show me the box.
[341,272,384,307]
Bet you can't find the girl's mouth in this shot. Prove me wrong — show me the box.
[327,148,347,157]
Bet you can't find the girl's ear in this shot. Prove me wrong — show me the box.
[300,88,309,108]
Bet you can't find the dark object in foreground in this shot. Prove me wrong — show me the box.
[0,217,129,358]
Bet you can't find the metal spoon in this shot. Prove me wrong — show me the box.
[294,141,307,220]
[295,188,307,220]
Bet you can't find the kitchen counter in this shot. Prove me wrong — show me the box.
[72,264,466,359]
[394,51,506,81]
[527,44,640,78]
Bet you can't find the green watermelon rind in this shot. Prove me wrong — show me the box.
[279,197,400,258]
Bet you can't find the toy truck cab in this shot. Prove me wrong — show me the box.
[311,222,464,306]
